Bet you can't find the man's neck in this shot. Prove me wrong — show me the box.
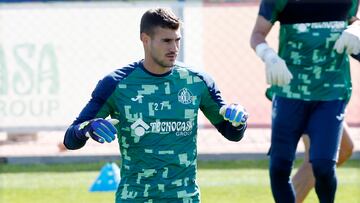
[143,59,172,75]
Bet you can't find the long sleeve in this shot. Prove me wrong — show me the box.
[351,53,360,61]
[63,73,120,150]
[64,125,88,150]
[193,69,246,142]
[214,121,246,142]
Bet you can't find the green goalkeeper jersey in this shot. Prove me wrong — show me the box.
[259,0,359,101]
[64,61,246,202]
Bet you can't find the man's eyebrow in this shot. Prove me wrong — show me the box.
[162,37,181,41]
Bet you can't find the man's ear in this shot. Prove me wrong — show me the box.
[140,32,150,44]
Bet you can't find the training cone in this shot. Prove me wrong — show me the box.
[89,162,120,192]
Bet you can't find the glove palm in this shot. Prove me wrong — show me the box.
[264,54,292,86]
[256,43,293,86]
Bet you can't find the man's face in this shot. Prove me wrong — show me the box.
[145,27,181,69]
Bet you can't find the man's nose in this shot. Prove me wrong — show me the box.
[169,42,179,52]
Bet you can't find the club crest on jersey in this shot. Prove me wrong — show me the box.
[178,88,193,104]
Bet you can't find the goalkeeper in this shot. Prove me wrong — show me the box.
[250,0,359,202]
[63,8,248,202]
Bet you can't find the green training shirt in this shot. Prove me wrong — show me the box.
[64,61,246,202]
[259,0,358,101]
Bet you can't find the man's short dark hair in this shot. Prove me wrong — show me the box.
[140,8,181,36]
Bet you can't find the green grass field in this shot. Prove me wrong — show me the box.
[0,160,359,203]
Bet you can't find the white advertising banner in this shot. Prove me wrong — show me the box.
[0,2,203,132]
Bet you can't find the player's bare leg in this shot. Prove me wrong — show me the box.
[336,122,354,166]
[292,123,354,203]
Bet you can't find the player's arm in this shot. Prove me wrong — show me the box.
[197,71,248,142]
[250,15,293,86]
[209,104,248,142]
[348,17,360,61]
[64,116,118,150]
[64,76,119,150]
[351,52,360,61]
[216,104,248,141]
[250,15,272,51]
[334,3,360,55]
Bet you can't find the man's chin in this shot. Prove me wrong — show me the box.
[156,59,176,68]
[163,62,175,68]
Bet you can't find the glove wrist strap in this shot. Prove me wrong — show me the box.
[255,42,278,63]
[74,122,90,141]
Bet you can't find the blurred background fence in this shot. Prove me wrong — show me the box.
[0,0,359,134]
[0,5,359,203]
